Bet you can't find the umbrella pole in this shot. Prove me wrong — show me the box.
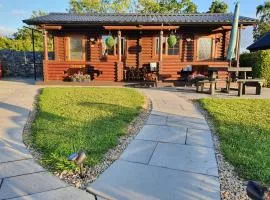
[236,24,242,69]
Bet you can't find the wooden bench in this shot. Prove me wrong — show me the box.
[237,79,264,97]
[196,79,225,95]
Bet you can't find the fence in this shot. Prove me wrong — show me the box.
[0,50,53,78]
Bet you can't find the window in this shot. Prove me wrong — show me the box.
[69,35,85,60]
[155,36,180,56]
[101,35,115,56]
[197,38,213,60]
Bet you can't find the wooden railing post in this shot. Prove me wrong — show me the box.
[43,30,48,81]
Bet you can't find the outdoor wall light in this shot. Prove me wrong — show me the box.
[68,151,87,177]
[186,38,192,42]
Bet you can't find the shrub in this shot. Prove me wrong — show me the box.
[240,50,270,87]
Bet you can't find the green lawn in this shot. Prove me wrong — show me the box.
[29,87,144,171]
[199,99,270,184]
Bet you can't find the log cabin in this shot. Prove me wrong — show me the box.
[23,13,256,82]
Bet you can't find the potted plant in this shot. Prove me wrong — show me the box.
[105,36,115,49]
[83,74,91,82]
[167,35,177,48]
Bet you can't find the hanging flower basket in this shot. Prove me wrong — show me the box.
[167,35,177,48]
[105,36,115,49]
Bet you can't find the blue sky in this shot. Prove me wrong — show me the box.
[0,0,265,50]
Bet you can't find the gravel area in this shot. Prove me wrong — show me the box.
[23,89,151,190]
[195,101,249,200]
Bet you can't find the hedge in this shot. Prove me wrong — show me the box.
[240,50,270,87]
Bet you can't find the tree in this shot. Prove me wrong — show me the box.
[208,0,228,13]
[0,10,53,51]
[68,0,131,13]
[138,0,197,14]
[254,1,270,40]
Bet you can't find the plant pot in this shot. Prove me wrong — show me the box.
[83,78,91,82]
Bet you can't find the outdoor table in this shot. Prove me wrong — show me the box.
[226,67,252,93]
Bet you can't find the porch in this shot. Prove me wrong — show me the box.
[41,24,233,82]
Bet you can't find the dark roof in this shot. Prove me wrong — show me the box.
[23,12,257,26]
[247,32,270,51]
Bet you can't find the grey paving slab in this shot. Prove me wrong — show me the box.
[149,143,218,177]
[88,160,220,200]
[0,172,68,199]
[167,120,209,130]
[136,124,187,144]
[0,144,32,163]
[11,186,95,200]
[186,128,214,148]
[146,114,167,125]
[120,139,157,164]
[0,159,45,179]
[167,114,208,125]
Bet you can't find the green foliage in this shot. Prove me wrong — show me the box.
[208,0,228,13]
[30,87,144,172]
[200,98,270,184]
[167,35,177,47]
[240,50,270,87]
[0,10,53,51]
[254,1,270,40]
[69,0,198,14]
[253,22,270,41]
[138,0,197,14]
[105,36,115,49]
[68,0,131,13]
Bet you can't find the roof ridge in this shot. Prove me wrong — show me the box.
[47,12,234,16]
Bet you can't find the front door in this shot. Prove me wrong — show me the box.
[125,33,140,68]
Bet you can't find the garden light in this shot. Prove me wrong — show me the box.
[68,151,87,177]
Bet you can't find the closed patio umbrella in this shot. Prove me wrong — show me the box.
[227,1,240,63]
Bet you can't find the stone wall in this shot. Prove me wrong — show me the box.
[0,50,53,77]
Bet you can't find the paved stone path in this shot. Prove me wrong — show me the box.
[88,89,220,200]
[0,79,220,200]
[0,80,94,200]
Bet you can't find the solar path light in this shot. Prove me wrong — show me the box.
[68,151,87,177]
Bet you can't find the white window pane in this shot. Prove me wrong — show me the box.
[198,38,212,60]
[70,36,84,60]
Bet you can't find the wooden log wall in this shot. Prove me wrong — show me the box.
[46,28,231,81]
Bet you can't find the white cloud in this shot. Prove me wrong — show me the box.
[11,9,29,16]
[0,26,16,37]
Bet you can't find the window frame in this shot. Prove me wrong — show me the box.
[66,34,86,61]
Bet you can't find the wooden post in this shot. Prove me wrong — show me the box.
[159,30,163,75]
[138,31,142,68]
[159,30,163,62]
[43,30,48,81]
[118,30,121,62]
[43,30,48,61]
